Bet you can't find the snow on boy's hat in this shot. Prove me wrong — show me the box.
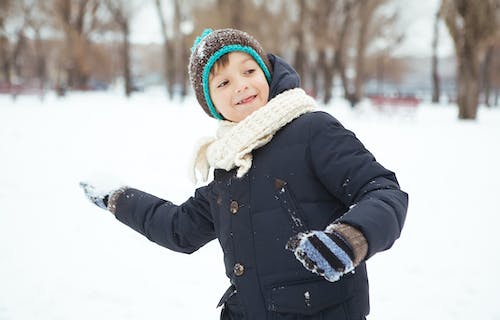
[189,28,272,120]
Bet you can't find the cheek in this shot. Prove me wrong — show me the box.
[258,80,269,100]
[263,83,270,97]
[253,73,269,93]
[209,88,223,105]
[210,90,233,115]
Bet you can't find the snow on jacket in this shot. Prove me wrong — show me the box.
[113,54,408,319]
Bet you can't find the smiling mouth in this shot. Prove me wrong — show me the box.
[236,95,257,105]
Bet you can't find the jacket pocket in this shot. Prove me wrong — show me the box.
[217,285,237,308]
[265,277,353,317]
[273,178,309,233]
[218,285,245,320]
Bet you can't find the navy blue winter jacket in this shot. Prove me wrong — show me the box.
[114,54,408,319]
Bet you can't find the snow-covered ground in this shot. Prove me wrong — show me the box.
[1,89,499,319]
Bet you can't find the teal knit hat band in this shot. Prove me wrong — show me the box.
[189,28,273,120]
[202,45,272,120]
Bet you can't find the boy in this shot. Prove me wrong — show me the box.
[81,28,408,319]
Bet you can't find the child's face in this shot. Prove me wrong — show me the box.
[209,52,269,122]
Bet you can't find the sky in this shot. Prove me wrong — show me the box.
[392,0,454,57]
[130,0,454,58]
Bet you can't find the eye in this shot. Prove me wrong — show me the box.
[217,80,229,88]
[244,69,256,75]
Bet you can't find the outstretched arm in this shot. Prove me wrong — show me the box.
[81,182,216,254]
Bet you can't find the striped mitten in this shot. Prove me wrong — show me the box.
[286,229,356,282]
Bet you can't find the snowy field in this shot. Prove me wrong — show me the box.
[1,89,499,320]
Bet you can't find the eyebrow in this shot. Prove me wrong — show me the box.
[210,70,223,80]
[241,57,253,64]
[210,57,256,80]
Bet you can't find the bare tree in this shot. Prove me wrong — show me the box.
[352,0,374,105]
[310,0,338,104]
[292,0,308,83]
[176,0,193,99]
[481,44,495,107]
[0,0,36,88]
[368,4,404,92]
[190,0,283,49]
[0,37,8,85]
[154,0,172,98]
[27,1,54,95]
[334,0,359,104]
[442,0,500,119]
[431,7,441,103]
[333,0,401,107]
[0,0,12,86]
[246,0,290,55]
[50,0,106,91]
[155,0,194,99]
[105,0,139,97]
[493,45,500,107]
[352,0,396,106]
[0,0,51,99]
[172,0,188,99]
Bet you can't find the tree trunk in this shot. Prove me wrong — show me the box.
[321,49,334,105]
[0,36,11,86]
[311,63,318,98]
[481,44,494,107]
[431,10,441,103]
[334,6,353,104]
[122,22,132,97]
[58,0,94,90]
[173,0,184,98]
[1,59,10,86]
[495,89,499,107]
[293,0,307,83]
[376,55,384,94]
[352,2,372,107]
[167,42,175,98]
[65,37,75,89]
[59,0,73,88]
[55,67,67,97]
[34,28,47,97]
[154,0,171,98]
[180,33,189,99]
[11,30,26,82]
[441,0,499,119]
[311,50,321,99]
[456,45,480,119]
[293,41,306,87]
[323,67,334,105]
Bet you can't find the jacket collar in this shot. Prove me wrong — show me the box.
[267,54,301,101]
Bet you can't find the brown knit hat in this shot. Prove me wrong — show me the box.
[188,28,272,119]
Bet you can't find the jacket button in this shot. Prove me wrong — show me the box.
[230,201,239,214]
[233,263,245,276]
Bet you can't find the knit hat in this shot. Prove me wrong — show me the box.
[189,28,273,120]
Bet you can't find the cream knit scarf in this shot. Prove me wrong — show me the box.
[191,88,316,183]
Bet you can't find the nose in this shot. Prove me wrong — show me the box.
[235,77,248,93]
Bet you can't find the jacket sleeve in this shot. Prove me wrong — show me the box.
[307,111,408,259]
[113,185,216,254]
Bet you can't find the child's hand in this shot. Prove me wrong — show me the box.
[79,174,127,211]
[79,181,111,210]
[286,230,355,282]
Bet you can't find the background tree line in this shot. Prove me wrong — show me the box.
[0,0,499,119]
